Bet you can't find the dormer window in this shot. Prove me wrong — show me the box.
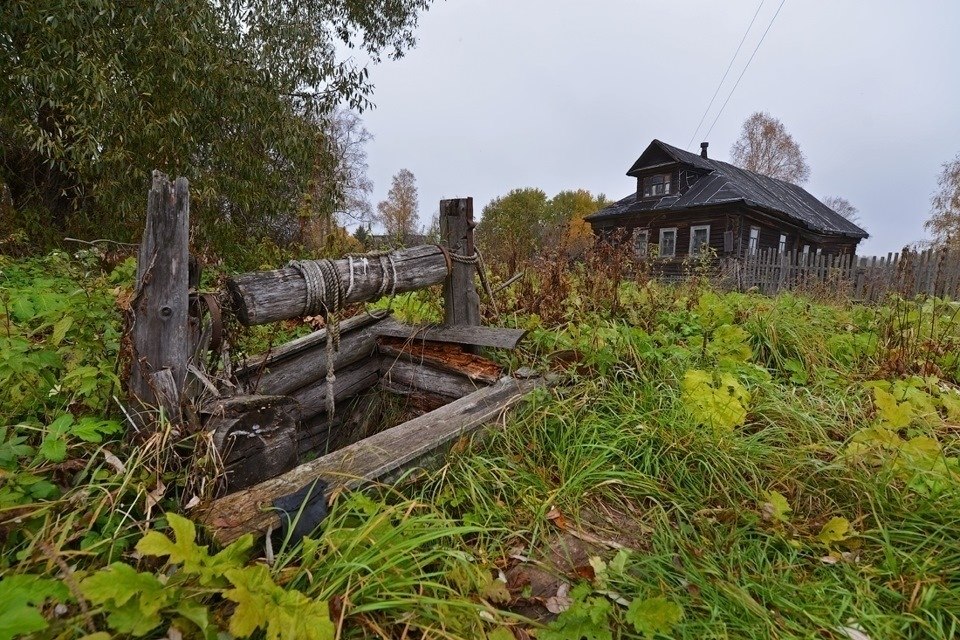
[642,173,671,198]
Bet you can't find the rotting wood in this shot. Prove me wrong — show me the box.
[129,172,190,414]
[227,245,448,325]
[375,318,528,350]
[378,336,502,384]
[290,357,380,422]
[441,197,480,328]
[239,320,382,396]
[379,357,484,401]
[205,395,299,492]
[202,375,544,544]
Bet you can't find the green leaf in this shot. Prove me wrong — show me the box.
[0,575,70,640]
[540,584,613,640]
[136,512,203,571]
[79,562,173,636]
[39,436,67,462]
[873,387,913,428]
[225,565,334,640]
[51,316,74,345]
[817,517,853,547]
[626,596,684,638]
[47,414,74,436]
[681,369,750,433]
[761,490,792,523]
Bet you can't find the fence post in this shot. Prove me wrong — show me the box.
[440,197,481,328]
[129,172,191,424]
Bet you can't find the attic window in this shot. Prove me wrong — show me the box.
[642,174,671,198]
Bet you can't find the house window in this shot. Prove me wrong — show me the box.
[659,228,677,258]
[778,234,787,254]
[816,247,823,256]
[689,225,710,256]
[802,244,810,257]
[642,174,671,198]
[632,229,648,257]
[748,226,760,256]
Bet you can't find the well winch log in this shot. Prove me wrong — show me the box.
[227,244,451,325]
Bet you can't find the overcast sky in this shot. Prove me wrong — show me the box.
[359,0,960,254]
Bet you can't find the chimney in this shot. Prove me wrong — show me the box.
[700,142,709,159]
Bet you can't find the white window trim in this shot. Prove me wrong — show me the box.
[748,226,760,256]
[778,234,787,254]
[659,227,677,258]
[632,229,649,257]
[689,224,711,256]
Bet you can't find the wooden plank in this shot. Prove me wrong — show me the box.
[290,357,380,422]
[375,318,528,350]
[235,312,386,377]
[228,245,449,325]
[129,172,191,415]
[380,357,486,400]
[378,336,503,384]
[239,320,382,397]
[441,198,481,328]
[202,375,544,544]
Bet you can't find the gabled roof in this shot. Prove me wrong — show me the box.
[587,140,869,239]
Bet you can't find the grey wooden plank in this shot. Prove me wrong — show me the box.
[202,375,544,543]
[375,318,528,350]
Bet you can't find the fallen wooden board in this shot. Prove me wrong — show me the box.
[378,336,502,384]
[202,375,543,544]
[375,319,528,350]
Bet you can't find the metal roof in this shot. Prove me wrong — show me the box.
[587,140,869,239]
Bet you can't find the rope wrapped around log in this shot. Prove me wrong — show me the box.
[227,245,450,326]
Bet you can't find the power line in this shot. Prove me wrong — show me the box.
[703,0,789,143]
[686,0,766,150]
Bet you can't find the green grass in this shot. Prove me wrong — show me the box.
[2,252,959,639]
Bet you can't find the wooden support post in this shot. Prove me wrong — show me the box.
[441,198,481,328]
[129,172,190,423]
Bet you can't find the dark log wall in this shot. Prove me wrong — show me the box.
[594,203,862,261]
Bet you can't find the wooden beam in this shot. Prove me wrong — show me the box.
[238,319,382,397]
[378,336,502,384]
[380,357,484,401]
[129,172,190,419]
[202,375,544,543]
[205,395,299,492]
[375,319,528,350]
[234,312,387,378]
[227,245,448,325]
[441,198,480,328]
[289,357,380,422]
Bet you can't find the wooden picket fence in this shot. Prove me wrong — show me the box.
[723,248,960,302]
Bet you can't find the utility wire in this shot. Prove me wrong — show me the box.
[703,0,789,142]
[686,0,766,150]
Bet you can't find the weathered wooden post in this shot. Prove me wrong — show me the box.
[129,172,190,424]
[440,197,480,327]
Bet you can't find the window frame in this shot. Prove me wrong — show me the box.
[778,234,787,254]
[747,226,760,256]
[659,227,678,258]
[689,224,711,257]
[632,228,649,257]
[642,173,672,198]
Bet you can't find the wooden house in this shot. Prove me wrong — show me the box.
[585,140,868,262]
